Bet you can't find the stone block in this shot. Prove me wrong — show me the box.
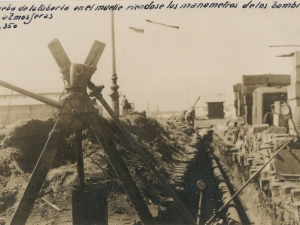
[291,189,300,202]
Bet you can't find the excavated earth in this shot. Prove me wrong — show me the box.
[0,115,195,225]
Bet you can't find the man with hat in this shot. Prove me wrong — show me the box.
[263,104,275,126]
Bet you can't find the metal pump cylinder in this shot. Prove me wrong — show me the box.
[72,183,108,225]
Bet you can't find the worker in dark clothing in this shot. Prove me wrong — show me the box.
[122,95,129,116]
[263,104,275,126]
[185,109,195,127]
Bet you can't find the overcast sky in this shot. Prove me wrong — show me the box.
[0,0,300,112]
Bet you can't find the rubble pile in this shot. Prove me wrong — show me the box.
[0,115,196,224]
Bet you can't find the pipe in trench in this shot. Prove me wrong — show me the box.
[207,151,242,225]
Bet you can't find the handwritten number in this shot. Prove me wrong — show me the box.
[3,23,17,29]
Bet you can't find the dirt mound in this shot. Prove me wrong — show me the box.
[0,115,192,224]
[0,118,73,172]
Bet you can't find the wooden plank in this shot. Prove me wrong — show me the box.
[242,75,268,85]
[47,39,72,84]
[84,40,106,67]
[268,74,290,85]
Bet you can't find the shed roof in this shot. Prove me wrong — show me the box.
[204,93,226,103]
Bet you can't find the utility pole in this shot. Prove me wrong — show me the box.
[109,10,120,116]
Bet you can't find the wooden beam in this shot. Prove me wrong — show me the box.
[47,38,72,84]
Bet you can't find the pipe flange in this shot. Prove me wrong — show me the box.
[58,95,98,130]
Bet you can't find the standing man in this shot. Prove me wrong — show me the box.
[122,95,129,116]
[263,104,274,126]
[185,109,195,127]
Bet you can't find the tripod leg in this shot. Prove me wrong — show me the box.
[89,125,156,225]
[10,147,58,225]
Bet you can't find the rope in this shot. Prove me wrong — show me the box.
[82,148,109,176]
[42,119,59,150]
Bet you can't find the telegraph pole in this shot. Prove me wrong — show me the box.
[109,10,120,116]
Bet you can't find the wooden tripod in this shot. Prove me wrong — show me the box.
[1,38,197,225]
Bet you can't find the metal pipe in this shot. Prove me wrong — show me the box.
[197,191,203,225]
[205,139,290,225]
[0,80,62,109]
[209,154,241,225]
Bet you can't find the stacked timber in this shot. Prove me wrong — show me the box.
[241,74,268,124]
[288,52,300,132]
[233,74,290,125]
[268,74,290,87]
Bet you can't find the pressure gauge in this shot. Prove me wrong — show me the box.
[280,103,290,116]
[196,180,206,190]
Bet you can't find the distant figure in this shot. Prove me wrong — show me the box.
[185,109,195,127]
[263,104,274,126]
[122,95,129,116]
